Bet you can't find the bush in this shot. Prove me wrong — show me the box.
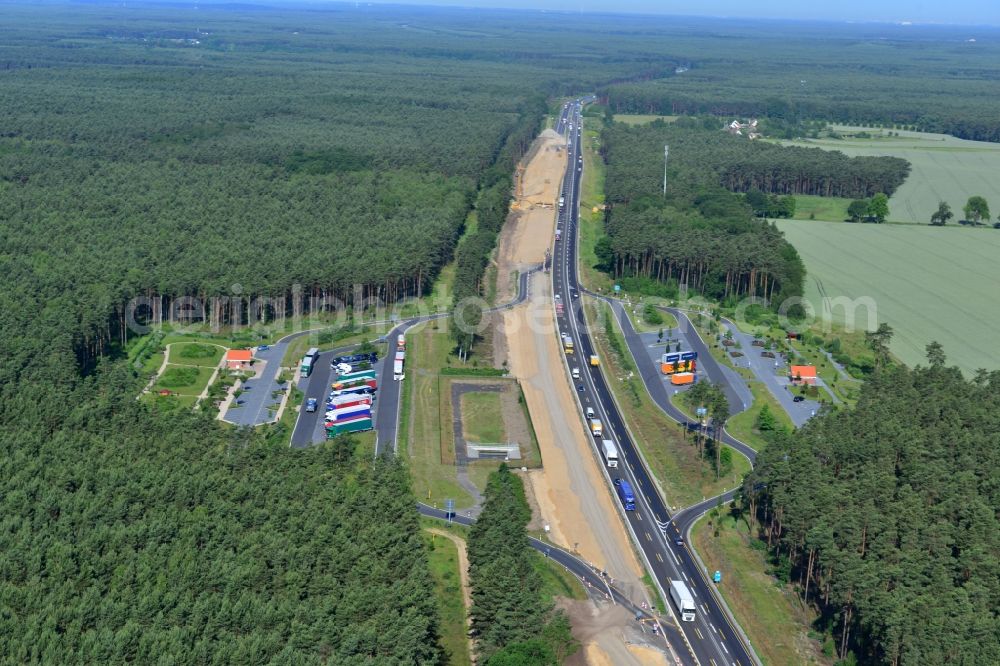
[178,343,218,360]
[642,303,664,326]
[158,367,200,388]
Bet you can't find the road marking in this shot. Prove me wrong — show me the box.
[645,531,652,542]
[708,660,716,666]
[722,642,729,654]
[695,627,704,640]
[711,622,718,633]
[656,552,663,562]
[719,630,726,641]
[682,571,688,582]
[701,604,708,614]
[673,552,681,565]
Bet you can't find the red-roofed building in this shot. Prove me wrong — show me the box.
[225,349,253,370]
[789,365,817,385]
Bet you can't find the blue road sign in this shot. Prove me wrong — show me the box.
[614,284,621,293]
[445,499,455,521]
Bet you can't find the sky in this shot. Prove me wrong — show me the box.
[360,0,1000,26]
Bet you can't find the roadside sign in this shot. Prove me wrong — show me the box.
[713,570,722,583]
[696,407,707,417]
[614,284,621,293]
[445,498,455,521]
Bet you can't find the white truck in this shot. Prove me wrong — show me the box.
[393,350,405,381]
[601,439,619,468]
[670,580,696,622]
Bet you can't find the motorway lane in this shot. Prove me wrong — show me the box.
[554,100,756,666]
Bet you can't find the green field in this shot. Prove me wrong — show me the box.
[613,114,679,125]
[460,392,505,443]
[777,220,1000,373]
[784,128,1000,224]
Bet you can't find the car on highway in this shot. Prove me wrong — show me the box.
[257,344,270,351]
[305,398,318,412]
[793,395,805,402]
[576,384,585,392]
[674,535,685,547]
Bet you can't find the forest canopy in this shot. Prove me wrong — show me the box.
[745,355,1000,665]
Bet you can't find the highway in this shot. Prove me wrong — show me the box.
[552,99,758,666]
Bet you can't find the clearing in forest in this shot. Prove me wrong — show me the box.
[776,219,1000,374]
[784,127,1000,224]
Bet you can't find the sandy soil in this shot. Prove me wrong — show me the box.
[494,128,653,666]
[493,130,566,310]
[561,599,665,666]
[502,276,644,591]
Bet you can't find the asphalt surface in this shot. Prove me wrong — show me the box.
[288,270,539,451]
[716,316,823,427]
[223,340,294,427]
[554,99,758,666]
[417,502,692,665]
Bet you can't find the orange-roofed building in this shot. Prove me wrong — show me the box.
[225,349,254,370]
[789,365,817,385]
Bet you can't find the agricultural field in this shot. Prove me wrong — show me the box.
[612,114,679,125]
[776,220,1000,374]
[784,128,1000,224]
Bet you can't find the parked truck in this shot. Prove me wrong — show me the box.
[393,350,405,381]
[670,580,696,622]
[589,418,603,437]
[326,415,373,437]
[601,439,619,467]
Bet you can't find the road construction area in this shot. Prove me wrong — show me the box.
[495,128,665,665]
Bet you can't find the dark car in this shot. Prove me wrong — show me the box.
[305,398,318,412]
[613,478,622,487]
[793,395,805,403]
[674,536,685,547]
[576,384,585,392]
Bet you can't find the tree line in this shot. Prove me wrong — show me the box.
[597,23,1000,143]
[597,121,807,305]
[468,465,579,665]
[742,343,1000,665]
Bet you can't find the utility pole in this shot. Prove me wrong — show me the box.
[662,144,669,197]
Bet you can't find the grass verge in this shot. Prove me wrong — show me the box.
[691,511,831,666]
[586,298,751,508]
[423,529,473,666]
[725,382,794,450]
[461,391,506,443]
[577,117,614,293]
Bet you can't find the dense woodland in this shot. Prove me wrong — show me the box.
[598,22,1000,142]
[0,399,442,663]
[468,466,577,664]
[3,3,999,663]
[745,348,1000,665]
[598,121,805,304]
